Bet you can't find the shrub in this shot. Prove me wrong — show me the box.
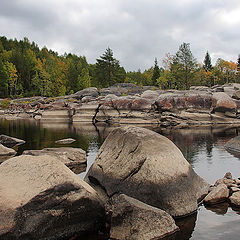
[0,99,11,109]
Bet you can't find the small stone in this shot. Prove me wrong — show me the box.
[229,191,240,207]
[204,184,230,205]
[224,172,232,179]
[235,179,240,185]
[214,178,234,187]
[230,187,240,192]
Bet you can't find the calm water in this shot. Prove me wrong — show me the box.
[0,118,240,239]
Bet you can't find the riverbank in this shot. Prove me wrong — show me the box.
[2,83,240,128]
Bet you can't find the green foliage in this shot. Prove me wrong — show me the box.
[152,58,160,86]
[203,51,213,72]
[0,99,11,109]
[95,47,126,88]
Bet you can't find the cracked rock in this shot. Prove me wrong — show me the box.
[85,125,209,217]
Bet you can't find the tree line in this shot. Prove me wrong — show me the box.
[0,36,240,98]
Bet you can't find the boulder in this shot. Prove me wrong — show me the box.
[212,92,237,113]
[72,87,99,100]
[55,138,76,144]
[229,191,240,207]
[110,194,179,240]
[225,136,240,154]
[0,155,105,240]
[0,135,25,148]
[141,90,160,103]
[0,144,16,163]
[23,147,87,174]
[204,184,229,205]
[85,126,209,217]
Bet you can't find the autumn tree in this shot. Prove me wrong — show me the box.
[95,47,126,88]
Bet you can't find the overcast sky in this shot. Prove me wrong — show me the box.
[0,0,240,71]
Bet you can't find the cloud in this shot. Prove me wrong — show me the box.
[0,0,240,71]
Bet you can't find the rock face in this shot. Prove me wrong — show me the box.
[85,126,209,217]
[0,144,16,163]
[110,194,179,240]
[23,147,87,174]
[0,155,105,240]
[0,135,25,148]
[204,184,230,205]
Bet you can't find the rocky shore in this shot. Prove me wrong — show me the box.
[2,83,240,128]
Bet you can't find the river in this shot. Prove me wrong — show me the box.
[0,118,240,240]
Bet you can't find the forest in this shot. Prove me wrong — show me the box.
[0,36,240,98]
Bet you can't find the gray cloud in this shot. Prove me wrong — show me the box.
[1,0,240,71]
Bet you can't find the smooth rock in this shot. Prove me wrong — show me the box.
[0,135,25,148]
[225,136,240,154]
[85,126,209,217]
[229,191,240,207]
[204,184,229,205]
[0,144,16,163]
[212,92,237,113]
[0,155,105,240]
[55,138,76,144]
[23,147,87,173]
[230,187,240,192]
[110,194,179,240]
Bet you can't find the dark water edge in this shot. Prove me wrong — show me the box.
[1,118,240,240]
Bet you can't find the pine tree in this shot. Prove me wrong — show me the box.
[95,47,125,88]
[203,51,213,72]
[174,42,197,89]
[152,58,160,86]
[237,54,240,82]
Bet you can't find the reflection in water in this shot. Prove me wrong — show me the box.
[1,119,240,240]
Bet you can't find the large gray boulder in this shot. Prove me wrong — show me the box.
[212,92,237,113]
[110,194,179,240]
[23,147,87,174]
[0,155,105,240]
[85,126,209,217]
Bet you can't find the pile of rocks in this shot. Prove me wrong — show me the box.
[204,172,240,207]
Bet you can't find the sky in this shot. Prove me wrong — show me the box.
[0,0,240,71]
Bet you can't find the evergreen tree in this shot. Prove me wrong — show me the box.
[152,58,160,86]
[203,51,213,72]
[237,54,240,82]
[174,42,197,89]
[95,47,125,88]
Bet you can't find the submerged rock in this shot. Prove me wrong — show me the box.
[0,135,25,148]
[55,138,76,144]
[110,194,179,240]
[85,126,209,217]
[23,147,87,174]
[0,155,105,240]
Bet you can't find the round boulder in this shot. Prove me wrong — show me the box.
[110,194,179,240]
[85,126,209,217]
[0,155,105,240]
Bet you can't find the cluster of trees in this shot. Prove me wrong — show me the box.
[0,36,240,98]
